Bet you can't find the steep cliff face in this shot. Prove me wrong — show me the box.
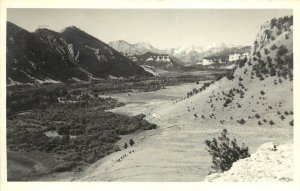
[127,52,185,71]
[7,22,152,84]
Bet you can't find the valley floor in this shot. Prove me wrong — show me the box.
[72,83,292,181]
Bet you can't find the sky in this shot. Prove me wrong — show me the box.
[7,9,292,49]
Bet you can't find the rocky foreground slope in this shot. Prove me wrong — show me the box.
[162,15,293,129]
[205,142,293,182]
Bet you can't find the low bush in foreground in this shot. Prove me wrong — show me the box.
[204,129,250,173]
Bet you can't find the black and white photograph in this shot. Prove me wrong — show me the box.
[0,0,299,189]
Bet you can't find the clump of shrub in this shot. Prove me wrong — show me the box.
[284,33,289,39]
[223,99,232,107]
[260,90,265,95]
[271,36,276,41]
[204,129,250,172]
[277,45,288,56]
[259,76,265,81]
[238,58,247,68]
[264,48,270,55]
[226,73,235,80]
[276,30,282,36]
[129,139,135,146]
[270,44,277,50]
[237,118,246,125]
[270,18,277,28]
[256,51,261,58]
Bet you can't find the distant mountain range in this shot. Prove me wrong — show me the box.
[7,22,152,85]
[6,21,252,85]
[109,40,250,66]
[109,40,163,55]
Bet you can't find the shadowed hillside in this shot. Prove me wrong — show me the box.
[7,22,152,85]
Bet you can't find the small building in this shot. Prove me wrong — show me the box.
[202,58,214,65]
[229,53,241,62]
[146,57,154,61]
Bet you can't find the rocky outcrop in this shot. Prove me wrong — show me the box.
[127,52,184,71]
[205,142,293,182]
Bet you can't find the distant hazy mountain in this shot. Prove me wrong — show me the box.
[165,45,205,66]
[109,40,250,66]
[165,43,241,65]
[7,22,151,84]
[127,52,185,71]
[109,40,162,55]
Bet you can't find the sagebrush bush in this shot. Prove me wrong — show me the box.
[271,44,277,50]
[237,118,246,124]
[264,48,270,55]
[204,129,250,172]
[277,45,288,56]
[129,139,135,146]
